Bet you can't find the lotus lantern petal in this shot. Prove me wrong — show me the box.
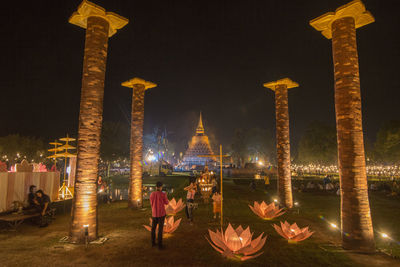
[206,223,267,261]
[249,201,285,220]
[143,216,182,235]
[165,198,186,215]
[273,221,314,242]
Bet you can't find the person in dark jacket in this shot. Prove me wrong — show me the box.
[35,190,51,227]
[28,185,37,208]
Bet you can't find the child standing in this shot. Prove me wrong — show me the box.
[212,192,221,219]
[184,181,197,224]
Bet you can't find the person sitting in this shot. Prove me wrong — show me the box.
[370,183,377,191]
[35,190,51,227]
[28,185,38,208]
[317,183,324,190]
[306,181,315,190]
[299,183,305,192]
[24,185,40,214]
[325,183,334,191]
[393,181,399,191]
[334,182,340,189]
[323,175,331,186]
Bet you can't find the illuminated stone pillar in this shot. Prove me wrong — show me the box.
[310,0,375,252]
[68,0,128,243]
[264,78,298,208]
[122,78,157,209]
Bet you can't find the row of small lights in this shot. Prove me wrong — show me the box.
[2,153,45,163]
[292,164,400,177]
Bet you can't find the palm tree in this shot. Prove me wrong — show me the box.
[263,78,298,209]
[275,85,293,209]
[332,17,374,252]
[122,78,157,208]
[129,85,145,208]
[69,16,109,243]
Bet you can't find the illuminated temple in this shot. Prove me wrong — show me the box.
[180,113,216,170]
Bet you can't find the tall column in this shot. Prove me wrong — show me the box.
[263,78,298,208]
[122,78,157,209]
[310,0,375,252]
[68,0,128,243]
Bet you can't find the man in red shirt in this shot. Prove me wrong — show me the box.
[150,181,169,249]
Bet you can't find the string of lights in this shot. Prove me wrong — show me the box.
[291,164,400,178]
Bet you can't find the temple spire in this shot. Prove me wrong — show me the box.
[196,112,205,135]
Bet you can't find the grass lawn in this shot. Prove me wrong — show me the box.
[0,176,399,267]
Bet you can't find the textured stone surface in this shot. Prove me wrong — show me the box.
[274,84,293,208]
[70,16,109,243]
[332,16,374,252]
[128,84,146,209]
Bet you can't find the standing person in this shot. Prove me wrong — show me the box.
[263,174,270,191]
[101,180,109,203]
[184,181,197,224]
[249,180,256,192]
[212,192,221,219]
[150,181,169,249]
[211,178,217,194]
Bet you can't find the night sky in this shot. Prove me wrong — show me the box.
[2,0,399,152]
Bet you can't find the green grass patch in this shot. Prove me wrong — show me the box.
[0,175,399,266]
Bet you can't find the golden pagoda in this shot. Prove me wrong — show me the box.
[181,113,216,169]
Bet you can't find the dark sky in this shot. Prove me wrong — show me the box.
[2,0,399,153]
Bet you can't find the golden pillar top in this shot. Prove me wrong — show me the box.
[69,0,129,37]
[263,78,299,91]
[309,0,374,39]
[121,77,157,90]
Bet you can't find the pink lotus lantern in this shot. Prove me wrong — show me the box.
[165,198,186,215]
[38,163,47,172]
[206,224,267,261]
[248,201,285,220]
[273,221,314,243]
[143,216,182,235]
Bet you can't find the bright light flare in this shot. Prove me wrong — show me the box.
[381,233,389,238]
[330,223,338,229]
[147,155,156,161]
